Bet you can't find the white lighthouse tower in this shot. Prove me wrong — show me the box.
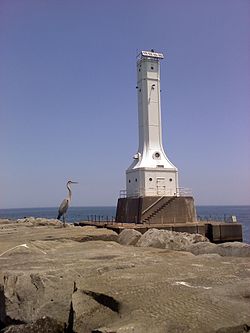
[126,50,178,197]
[116,50,196,224]
[115,49,240,241]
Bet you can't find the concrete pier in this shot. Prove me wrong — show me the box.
[75,220,243,243]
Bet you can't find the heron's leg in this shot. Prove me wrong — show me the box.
[63,214,65,227]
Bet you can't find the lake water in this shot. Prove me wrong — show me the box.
[0,206,249,243]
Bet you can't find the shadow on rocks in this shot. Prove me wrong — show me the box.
[1,316,65,333]
[216,323,250,333]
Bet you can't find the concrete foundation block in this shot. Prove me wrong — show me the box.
[116,196,197,224]
[197,224,206,236]
[210,224,221,242]
[219,223,243,242]
[172,225,197,234]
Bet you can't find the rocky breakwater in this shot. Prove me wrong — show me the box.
[0,219,250,333]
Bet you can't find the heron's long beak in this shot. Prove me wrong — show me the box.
[71,182,78,184]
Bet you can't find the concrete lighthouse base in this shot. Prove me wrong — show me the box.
[113,196,243,243]
[115,196,197,224]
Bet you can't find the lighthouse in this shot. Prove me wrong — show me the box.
[116,50,196,224]
[126,50,178,197]
[113,50,243,243]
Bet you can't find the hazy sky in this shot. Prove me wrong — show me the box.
[0,0,249,208]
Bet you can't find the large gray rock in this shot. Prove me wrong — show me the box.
[216,242,250,257]
[75,226,118,242]
[186,241,250,257]
[136,228,209,250]
[96,323,148,333]
[71,287,120,333]
[1,270,73,325]
[16,217,64,228]
[216,323,250,333]
[185,242,219,255]
[118,229,141,246]
[0,219,12,225]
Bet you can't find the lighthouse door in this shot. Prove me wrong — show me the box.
[156,177,166,195]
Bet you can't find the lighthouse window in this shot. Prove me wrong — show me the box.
[135,178,137,182]
[149,178,153,181]
[129,180,131,183]
[151,66,154,70]
[154,152,161,159]
[169,178,173,182]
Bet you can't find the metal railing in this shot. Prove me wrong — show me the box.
[141,196,165,216]
[197,215,238,223]
[119,187,192,198]
[119,190,127,198]
[176,187,193,196]
[86,215,116,223]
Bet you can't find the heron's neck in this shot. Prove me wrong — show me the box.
[67,184,72,201]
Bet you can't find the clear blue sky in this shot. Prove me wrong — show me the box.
[0,0,249,208]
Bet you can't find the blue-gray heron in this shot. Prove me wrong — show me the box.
[57,180,78,226]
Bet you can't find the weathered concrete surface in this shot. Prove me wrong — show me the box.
[116,196,196,223]
[0,219,250,333]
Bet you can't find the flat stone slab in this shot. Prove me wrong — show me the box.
[0,220,250,333]
[0,219,118,254]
